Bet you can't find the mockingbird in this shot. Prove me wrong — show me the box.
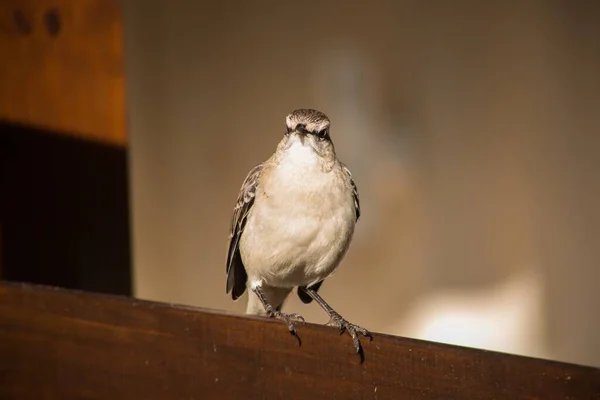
[226,108,371,355]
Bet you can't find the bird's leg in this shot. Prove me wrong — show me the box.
[252,285,305,335]
[303,288,372,355]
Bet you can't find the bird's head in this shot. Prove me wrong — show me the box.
[280,109,335,160]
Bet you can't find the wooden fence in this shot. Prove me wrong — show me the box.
[1,282,598,399]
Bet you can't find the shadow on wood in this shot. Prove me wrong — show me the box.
[0,121,131,296]
[0,282,598,399]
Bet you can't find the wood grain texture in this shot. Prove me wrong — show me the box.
[0,0,125,146]
[0,282,598,399]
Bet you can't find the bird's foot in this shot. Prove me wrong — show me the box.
[327,312,372,355]
[266,307,305,336]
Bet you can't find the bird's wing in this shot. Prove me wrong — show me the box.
[343,163,361,221]
[226,162,264,300]
[298,164,361,304]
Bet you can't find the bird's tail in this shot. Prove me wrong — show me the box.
[246,285,293,316]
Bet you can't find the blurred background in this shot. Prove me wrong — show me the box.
[1,0,599,368]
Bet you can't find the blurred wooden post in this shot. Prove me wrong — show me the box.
[0,0,131,294]
[0,282,598,399]
[0,0,125,146]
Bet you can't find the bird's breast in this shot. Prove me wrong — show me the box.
[240,159,356,287]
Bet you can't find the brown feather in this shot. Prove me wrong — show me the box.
[225,163,264,299]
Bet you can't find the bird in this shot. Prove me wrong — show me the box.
[225,108,371,355]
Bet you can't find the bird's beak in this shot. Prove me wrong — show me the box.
[293,129,306,144]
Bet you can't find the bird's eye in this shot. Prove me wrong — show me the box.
[317,128,329,140]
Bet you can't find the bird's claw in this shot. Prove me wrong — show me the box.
[266,308,305,335]
[327,312,372,354]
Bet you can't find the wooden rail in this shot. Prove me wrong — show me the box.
[0,282,598,399]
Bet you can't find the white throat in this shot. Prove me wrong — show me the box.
[282,137,321,167]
